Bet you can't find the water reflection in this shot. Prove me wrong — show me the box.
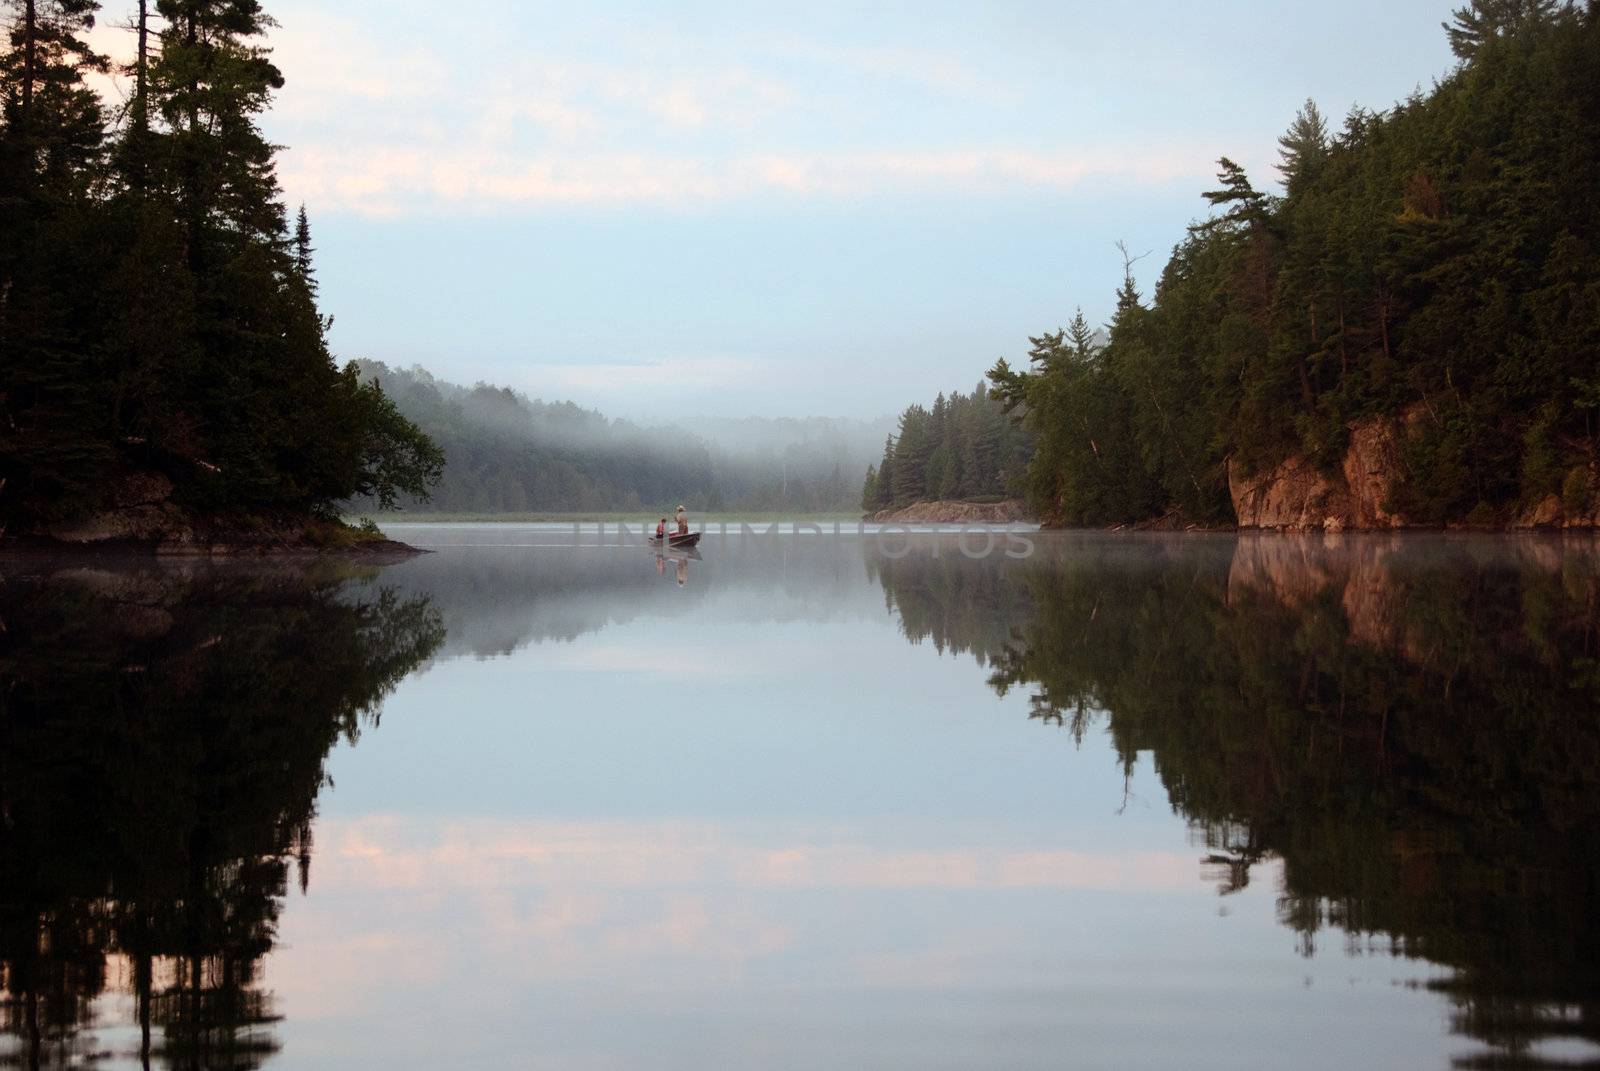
[0,563,442,1069]
[5,531,1599,1069]
[872,533,1600,1069]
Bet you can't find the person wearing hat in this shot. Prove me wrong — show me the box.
[674,504,688,535]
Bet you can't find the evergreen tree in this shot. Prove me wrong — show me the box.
[1444,0,1564,58]
[294,202,316,287]
[874,386,1032,507]
[874,434,897,508]
[0,0,111,519]
[1277,99,1329,195]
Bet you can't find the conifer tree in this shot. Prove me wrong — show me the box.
[1444,0,1563,58]
[1277,99,1329,195]
[294,203,315,286]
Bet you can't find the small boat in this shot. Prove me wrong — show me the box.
[648,531,702,548]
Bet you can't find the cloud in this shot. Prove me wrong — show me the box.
[80,7,1218,218]
[311,815,1200,894]
[277,145,1210,216]
[257,11,1211,215]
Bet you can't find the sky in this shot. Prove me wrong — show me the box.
[97,0,1460,421]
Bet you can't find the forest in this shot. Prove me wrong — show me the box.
[0,0,440,539]
[988,0,1600,527]
[859,383,1032,512]
[7,0,1596,531]
[352,360,884,515]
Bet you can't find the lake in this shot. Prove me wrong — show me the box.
[2,525,1597,1069]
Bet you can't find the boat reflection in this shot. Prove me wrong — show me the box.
[655,548,701,586]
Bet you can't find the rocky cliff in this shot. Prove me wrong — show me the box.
[1229,410,1600,531]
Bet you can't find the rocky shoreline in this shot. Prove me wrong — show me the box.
[3,473,419,555]
[1228,407,1600,532]
[866,499,1035,524]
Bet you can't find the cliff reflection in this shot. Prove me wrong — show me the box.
[0,563,442,1070]
[872,534,1600,1070]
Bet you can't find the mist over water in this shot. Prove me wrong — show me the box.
[2,530,1597,1069]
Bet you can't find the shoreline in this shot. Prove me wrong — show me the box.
[0,534,426,558]
[2,512,426,557]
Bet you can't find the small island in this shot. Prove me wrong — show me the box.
[0,0,439,552]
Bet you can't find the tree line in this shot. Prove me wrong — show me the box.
[0,0,440,535]
[859,382,1031,512]
[353,360,882,515]
[988,0,1600,527]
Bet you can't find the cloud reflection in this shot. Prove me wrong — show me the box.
[313,816,1197,894]
[270,815,1201,1018]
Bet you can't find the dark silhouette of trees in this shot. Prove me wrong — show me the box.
[0,0,441,535]
[0,565,442,1068]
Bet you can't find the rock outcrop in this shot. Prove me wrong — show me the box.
[8,470,417,555]
[1229,413,1410,532]
[1230,408,1600,530]
[869,499,1034,524]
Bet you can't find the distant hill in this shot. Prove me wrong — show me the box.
[351,361,891,514]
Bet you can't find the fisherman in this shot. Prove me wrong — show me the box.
[675,504,688,535]
[656,517,668,539]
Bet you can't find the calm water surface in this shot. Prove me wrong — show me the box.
[2,526,1598,1069]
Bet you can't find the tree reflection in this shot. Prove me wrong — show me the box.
[872,534,1600,1069]
[0,564,443,1070]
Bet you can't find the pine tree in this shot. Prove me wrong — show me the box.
[0,0,111,519]
[873,434,897,508]
[860,465,878,511]
[1201,158,1269,230]
[1066,309,1098,362]
[294,203,316,287]
[0,0,106,194]
[1444,0,1563,58]
[890,408,929,505]
[1277,99,1329,195]
[152,0,286,257]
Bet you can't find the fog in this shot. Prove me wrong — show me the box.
[354,360,893,513]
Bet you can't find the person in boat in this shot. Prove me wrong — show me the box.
[656,517,668,539]
[675,504,688,535]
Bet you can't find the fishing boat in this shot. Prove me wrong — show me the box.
[648,531,702,549]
